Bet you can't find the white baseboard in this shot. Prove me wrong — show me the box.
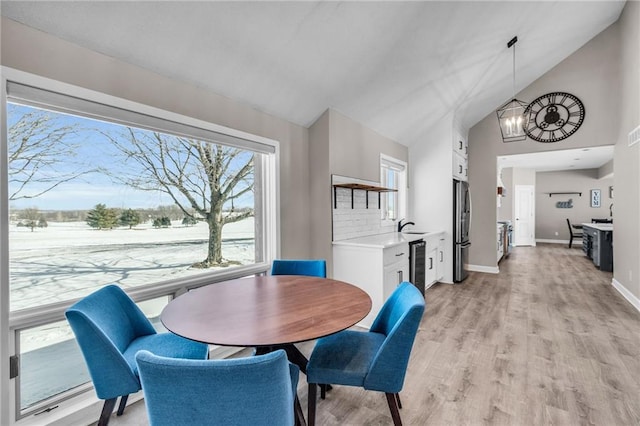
[612,278,640,313]
[467,264,499,274]
[536,239,568,244]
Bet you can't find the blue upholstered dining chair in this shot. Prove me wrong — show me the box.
[271,259,327,278]
[65,285,209,426]
[306,281,425,426]
[136,349,303,426]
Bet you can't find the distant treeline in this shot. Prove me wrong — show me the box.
[11,204,252,223]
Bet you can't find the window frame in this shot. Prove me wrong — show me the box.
[380,154,407,225]
[1,67,280,424]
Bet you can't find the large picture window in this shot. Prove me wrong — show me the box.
[2,78,278,418]
[7,91,275,311]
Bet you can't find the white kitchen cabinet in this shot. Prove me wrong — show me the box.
[383,258,409,301]
[425,246,437,289]
[452,135,468,159]
[436,236,445,281]
[333,238,411,328]
[453,152,468,182]
[452,131,469,182]
[423,232,445,291]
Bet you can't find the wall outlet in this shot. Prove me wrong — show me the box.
[629,125,640,147]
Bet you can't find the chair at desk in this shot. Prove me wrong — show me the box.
[566,219,583,249]
[271,259,326,278]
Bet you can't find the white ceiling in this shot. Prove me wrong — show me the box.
[1,1,626,147]
[498,145,615,172]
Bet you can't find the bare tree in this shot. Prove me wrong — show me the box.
[19,207,41,232]
[108,129,254,267]
[8,107,89,200]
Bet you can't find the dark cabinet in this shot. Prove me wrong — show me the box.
[582,225,613,272]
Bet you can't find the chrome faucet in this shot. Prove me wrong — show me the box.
[397,219,415,232]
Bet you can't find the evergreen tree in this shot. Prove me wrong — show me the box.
[120,208,141,229]
[86,204,118,230]
[182,216,198,226]
[152,216,171,228]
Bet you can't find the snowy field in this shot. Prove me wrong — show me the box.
[10,217,256,311]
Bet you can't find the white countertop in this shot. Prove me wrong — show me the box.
[582,223,613,231]
[332,231,440,249]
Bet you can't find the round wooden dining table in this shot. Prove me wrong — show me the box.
[161,274,372,373]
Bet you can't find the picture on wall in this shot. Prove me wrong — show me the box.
[591,189,601,208]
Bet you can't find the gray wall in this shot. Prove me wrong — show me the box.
[469,2,639,303]
[468,18,622,266]
[309,109,408,274]
[497,167,513,222]
[329,109,408,182]
[1,17,312,260]
[308,110,332,271]
[535,169,613,241]
[612,1,639,301]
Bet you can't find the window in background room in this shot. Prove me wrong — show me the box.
[380,155,407,222]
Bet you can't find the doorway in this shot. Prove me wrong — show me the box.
[514,185,535,246]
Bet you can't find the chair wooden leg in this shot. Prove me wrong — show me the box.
[320,384,326,400]
[385,392,402,426]
[395,393,402,409]
[98,398,117,426]
[294,395,307,426]
[308,383,317,426]
[116,395,128,416]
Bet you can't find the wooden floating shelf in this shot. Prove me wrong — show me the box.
[332,183,397,193]
[548,192,582,197]
[332,183,397,209]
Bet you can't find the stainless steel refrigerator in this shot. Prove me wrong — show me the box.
[453,179,471,282]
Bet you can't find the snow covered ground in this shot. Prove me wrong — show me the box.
[11,218,255,349]
[10,218,256,311]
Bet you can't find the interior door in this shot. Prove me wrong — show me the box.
[514,185,535,246]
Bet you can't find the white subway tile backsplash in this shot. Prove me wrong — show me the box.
[332,188,391,241]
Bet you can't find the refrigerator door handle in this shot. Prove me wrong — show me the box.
[461,241,472,248]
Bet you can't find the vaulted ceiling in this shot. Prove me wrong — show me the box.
[1,1,626,146]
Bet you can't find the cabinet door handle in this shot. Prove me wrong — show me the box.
[398,270,403,283]
[429,258,433,270]
[459,165,463,174]
[440,251,443,262]
[459,140,463,150]
[396,252,405,257]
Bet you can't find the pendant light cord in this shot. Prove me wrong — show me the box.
[512,42,516,100]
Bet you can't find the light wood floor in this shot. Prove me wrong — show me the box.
[104,244,640,425]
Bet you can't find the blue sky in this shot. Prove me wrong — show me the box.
[7,103,254,212]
